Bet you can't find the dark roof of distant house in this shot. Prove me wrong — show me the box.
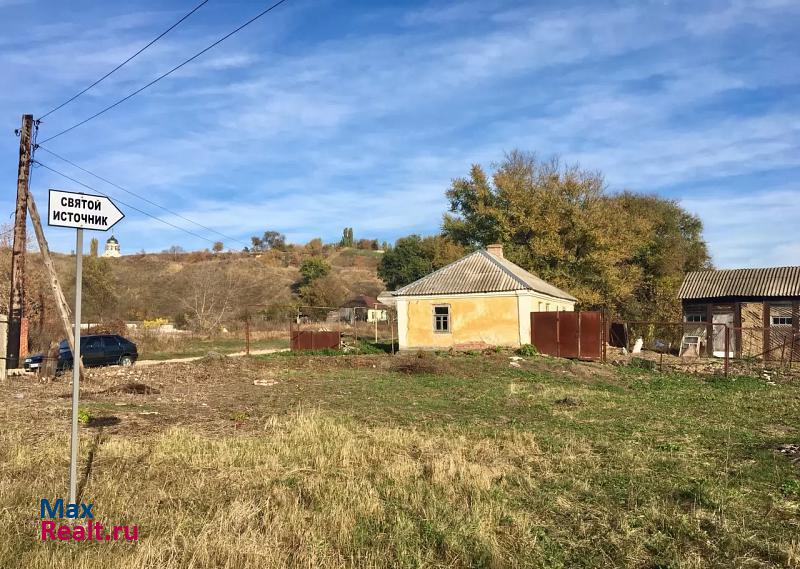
[678,266,800,299]
[392,249,578,301]
[341,295,387,309]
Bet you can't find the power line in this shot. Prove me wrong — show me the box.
[36,145,249,247]
[39,0,210,120]
[33,160,222,246]
[38,0,291,144]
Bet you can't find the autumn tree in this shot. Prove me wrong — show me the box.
[212,241,224,253]
[443,150,710,319]
[89,238,99,257]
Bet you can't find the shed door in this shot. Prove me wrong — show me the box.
[712,312,735,357]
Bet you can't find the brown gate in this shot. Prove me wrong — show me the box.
[290,330,341,351]
[531,311,602,361]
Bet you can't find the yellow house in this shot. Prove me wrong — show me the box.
[394,244,578,351]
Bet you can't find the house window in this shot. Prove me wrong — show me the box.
[433,305,450,333]
[772,316,793,326]
[684,313,707,323]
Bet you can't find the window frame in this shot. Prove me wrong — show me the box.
[771,315,793,326]
[432,304,451,334]
[684,313,707,323]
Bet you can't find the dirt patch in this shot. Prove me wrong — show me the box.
[103,382,161,395]
[554,396,583,407]
[390,354,442,375]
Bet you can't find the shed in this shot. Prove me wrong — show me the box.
[678,266,800,358]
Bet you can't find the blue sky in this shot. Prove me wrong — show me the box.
[1,0,798,267]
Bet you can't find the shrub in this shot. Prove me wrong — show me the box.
[517,344,539,356]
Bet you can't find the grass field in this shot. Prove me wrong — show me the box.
[137,336,289,360]
[1,352,799,568]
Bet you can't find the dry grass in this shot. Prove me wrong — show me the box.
[1,353,799,568]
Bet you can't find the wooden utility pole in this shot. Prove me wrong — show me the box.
[7,114,33,369]
[26,189,85,378]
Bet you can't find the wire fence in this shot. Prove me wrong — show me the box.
[608,320,800,378]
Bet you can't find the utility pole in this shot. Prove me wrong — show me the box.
[26,190,85,378]
[7,114,33,369]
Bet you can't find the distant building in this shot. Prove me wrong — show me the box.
[339,295,388,323]
[393,244,577,351]
[102,235,121,258]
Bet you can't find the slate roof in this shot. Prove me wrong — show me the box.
[678,267,800,299]
[392,249,578,301]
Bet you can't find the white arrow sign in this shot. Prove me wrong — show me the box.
[48,189,124,231]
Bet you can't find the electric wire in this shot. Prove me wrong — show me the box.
[39,0,210,120]
[38,0,290,144]
[34,160,222,246]
[36,145,249,247]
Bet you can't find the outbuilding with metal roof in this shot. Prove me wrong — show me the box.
[677,267,800,359]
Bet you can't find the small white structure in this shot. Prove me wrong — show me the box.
[102,235,121,258]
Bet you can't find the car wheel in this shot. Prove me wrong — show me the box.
[119,355,133,367]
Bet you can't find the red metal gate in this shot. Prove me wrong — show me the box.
[290,330,341,351]
[531,311,602,360]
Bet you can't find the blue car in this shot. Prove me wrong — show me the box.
[24,334,138,372]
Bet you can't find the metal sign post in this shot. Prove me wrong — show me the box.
[69,228,83,504]
[47,188,123,506]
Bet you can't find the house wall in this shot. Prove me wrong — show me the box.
[396,292,575,351]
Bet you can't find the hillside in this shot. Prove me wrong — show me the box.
[0,245,387,349]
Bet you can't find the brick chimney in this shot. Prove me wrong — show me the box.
[486,244,504,259]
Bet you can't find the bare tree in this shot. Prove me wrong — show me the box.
[180,266,237,333]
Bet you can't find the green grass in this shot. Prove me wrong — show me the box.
[141,337,288,360]
[1,354,798,568]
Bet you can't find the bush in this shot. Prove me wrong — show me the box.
[517,344,539,356]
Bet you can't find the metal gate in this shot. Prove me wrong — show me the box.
[290,330,341,351]
[531,311,602,360]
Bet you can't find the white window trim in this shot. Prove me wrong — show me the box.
[432,304,451,334]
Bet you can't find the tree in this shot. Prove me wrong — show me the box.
[81,257,117,321]
[212,241,224,254]
[163,245,185,261]
[340,227,354,247]
[377,235,465,290]
[299,257,330,285]
[305,238,323,255]
[177,265,237,333]
[300,275,347,307]
[89,238,99,257]
[250,230,286,252]
[442,150,710,319]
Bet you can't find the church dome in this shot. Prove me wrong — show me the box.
[106,235,118,244]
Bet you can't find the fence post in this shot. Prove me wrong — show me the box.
[0,314,7,381]
[245,312,251,356]
[724,325,729,379]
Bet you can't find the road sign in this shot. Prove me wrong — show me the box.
[48,189,124,231]
[46,188,124,507]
